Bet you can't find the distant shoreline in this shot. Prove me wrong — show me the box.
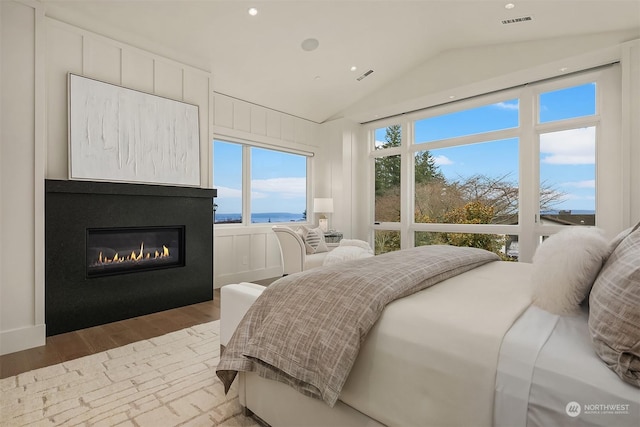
[215,212,306,224]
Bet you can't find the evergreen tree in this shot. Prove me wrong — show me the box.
[375,125,443,196]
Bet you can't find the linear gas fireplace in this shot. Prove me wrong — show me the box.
[45,179,216,336]
[87,226,185,277]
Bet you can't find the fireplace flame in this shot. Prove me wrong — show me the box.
[93,242,170,266]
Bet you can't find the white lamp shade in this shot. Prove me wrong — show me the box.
[313,198,334,213]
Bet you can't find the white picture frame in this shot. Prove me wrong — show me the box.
[68,73,200,186]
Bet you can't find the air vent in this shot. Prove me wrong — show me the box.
[356,69,374,81]
[501,16,533,25]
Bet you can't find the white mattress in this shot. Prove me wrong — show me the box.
[495,304,640,427]
[339,261,534,427]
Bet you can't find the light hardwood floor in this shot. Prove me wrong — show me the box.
[0,278,277,379]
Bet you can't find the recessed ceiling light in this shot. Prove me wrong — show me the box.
[350,66,357,72]
[248,7,258,16]
[505,3,515,9]
[301,38,319,52]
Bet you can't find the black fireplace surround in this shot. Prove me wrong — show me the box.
[45,179,216,336]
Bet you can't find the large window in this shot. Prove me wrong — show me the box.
[370,67,617,261]
[537,83,597,225]
[213,140,309,225]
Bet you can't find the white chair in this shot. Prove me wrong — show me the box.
[272,225,327,275]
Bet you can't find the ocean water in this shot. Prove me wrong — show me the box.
[215,212,306,224]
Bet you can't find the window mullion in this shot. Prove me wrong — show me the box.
[401,120,414,249]
[242,145,251,225]
[518,86,538,263]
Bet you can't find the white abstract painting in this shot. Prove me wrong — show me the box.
[69,74,200,186]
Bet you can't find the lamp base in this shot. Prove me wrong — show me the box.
[319,218,328,232]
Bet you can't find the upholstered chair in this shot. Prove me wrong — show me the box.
[272,225,327,275]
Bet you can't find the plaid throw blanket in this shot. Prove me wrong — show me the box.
[216,245,499,406]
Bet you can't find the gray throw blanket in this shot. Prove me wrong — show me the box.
[216,245,499,406]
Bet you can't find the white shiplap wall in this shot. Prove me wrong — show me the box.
[45,18,213,188]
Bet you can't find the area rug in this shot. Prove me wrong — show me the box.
[0,321,259,426]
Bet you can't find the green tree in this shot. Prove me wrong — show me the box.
[375,125,442,196]
[375,125,401,196]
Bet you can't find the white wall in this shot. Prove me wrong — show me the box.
[0,0,46,356]
[621,40,640,225]
[317,118,369,241]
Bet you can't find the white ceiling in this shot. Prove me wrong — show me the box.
[42,0,640,123]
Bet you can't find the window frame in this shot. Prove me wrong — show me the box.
[212,137,313,227]
[367,65,621,262]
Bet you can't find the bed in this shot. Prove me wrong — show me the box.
[217,226,640,427]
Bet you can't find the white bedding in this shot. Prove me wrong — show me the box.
[322,239,374,266]
[227,258,638,427]
[495,304,640,427]
[339,261,533,427]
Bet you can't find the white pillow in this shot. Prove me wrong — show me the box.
[323,245,374,266]
[299,225,328,254]
[531,227,609,315]
[339,239,373,251]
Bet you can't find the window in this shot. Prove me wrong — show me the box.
[537,83,597,225]
[369,66,618,262]
[250,147,307,223]
[213,141,242,224]
[373,124,402,253]
[374,230,401,255]
[539,83,596,123]
[213,139,309,225]
[414,139,520,225]
[414,99,519,143]
[374,124,402,223]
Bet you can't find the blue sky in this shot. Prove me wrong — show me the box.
[215,83,597,218]
[213,143,307,215]
[376,82,597,211]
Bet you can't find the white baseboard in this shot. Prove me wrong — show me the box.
[0,323,46,356]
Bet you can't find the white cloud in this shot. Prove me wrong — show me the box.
[251,191,268,199]
[494,101,519,110]
[215,186,242,198]
[540,127,595,165]
[563,193,596,201]
[562,179,595,189]
[433,155,453,166]
[251,177,306,199]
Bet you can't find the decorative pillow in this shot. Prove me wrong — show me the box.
[531,227,609,316]
[606,220,640,258]
[589,227,640,388]
[299,226,328,255]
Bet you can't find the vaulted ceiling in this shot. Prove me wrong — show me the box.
[43,1,640,123]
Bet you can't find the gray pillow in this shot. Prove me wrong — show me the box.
[588,226,640,387]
